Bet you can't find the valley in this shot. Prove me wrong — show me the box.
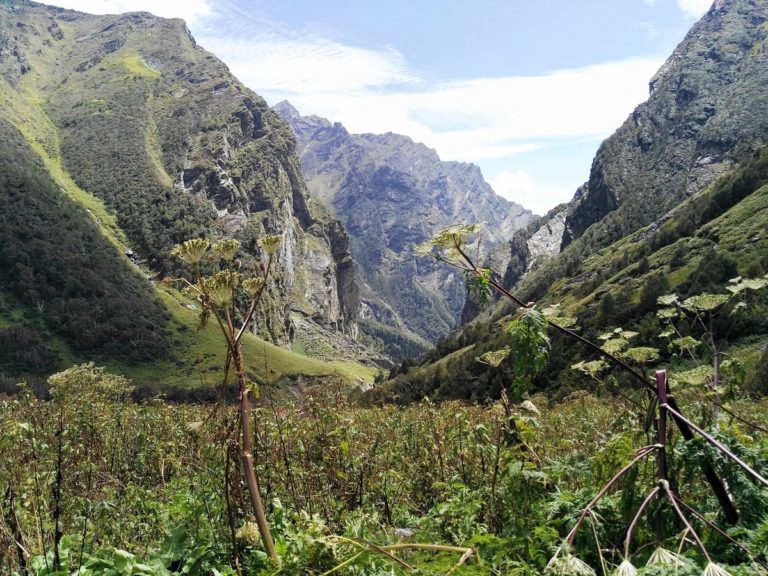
[0,0,767,574]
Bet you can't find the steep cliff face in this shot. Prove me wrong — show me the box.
[509,0,768,279]
[275,102,533,355]
[0,1,359,357]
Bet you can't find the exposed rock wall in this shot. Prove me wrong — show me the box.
[505,0,768,283]
[275,102,533,345]
[1,1,360,346]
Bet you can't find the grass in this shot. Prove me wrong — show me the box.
[122,52,162,79]
[108,285,376,390]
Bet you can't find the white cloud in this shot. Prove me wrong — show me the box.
[42,1,666,215]
[42,0,212,24]
[252,56,662,166]
[676,0,712,19]
[205,38,415,93]
[490,170,568,216]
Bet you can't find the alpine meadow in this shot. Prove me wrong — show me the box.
[0,1,767,575]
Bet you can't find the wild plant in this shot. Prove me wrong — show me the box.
[170,236,281,565]
[417,224,768,574]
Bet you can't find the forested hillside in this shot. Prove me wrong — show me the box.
[377,144,768,403]
[0,0,372,386]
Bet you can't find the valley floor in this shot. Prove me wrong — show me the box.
[1,365,766,575]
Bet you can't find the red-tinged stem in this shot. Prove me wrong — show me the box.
[565,445,659,546]
[662,403,768,487]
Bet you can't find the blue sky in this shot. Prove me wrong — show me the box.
[48,0,712,214]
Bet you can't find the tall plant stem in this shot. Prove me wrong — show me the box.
[232,339,278,562]
[565,445,658,547]
[624,486,661,558]
[52,408,64,570]
[194,252,278,563]
[662,402,768,487]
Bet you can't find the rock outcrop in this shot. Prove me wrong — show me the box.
[275,102,533,354]
[0,1,359,357]
[506,0,768,280]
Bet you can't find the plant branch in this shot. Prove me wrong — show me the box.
[662,403,768,487]
[660,481,711,562]
[565,445,659,547]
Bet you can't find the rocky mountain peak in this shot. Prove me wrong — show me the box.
[507,0,768,283]
[276,102,533,358]
[0,1,361,364]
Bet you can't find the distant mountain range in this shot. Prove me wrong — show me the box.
[274,101,533,360]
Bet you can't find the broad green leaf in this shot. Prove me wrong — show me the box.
[476,347,511,368]
[622,347,660,364]
[668,336,700,354]
[657,293,679,306]
[671,365,713,386]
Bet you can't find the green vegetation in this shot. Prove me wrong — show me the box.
[1,366,765,574]
[385,148,768,403]
[0,7,766,575]
[0,118,172,371]
[121,52,162,79]
[358,318,430,363]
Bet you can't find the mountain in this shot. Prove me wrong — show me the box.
[373,0,768,401]
[274,102,533,360]
[504,0,768,289]
[0,1,370,385]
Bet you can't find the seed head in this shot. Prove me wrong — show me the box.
[171,238,209,266]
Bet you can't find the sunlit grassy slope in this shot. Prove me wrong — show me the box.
[106,285,376,390]
[380,150,768,401]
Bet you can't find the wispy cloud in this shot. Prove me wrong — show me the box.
[243,55,662,166]
[676,0,712,19]
[42,0,212,24]
[205,37,415,93]
[43,0,666,214]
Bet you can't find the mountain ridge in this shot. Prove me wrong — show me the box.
[275,101,533,360]
[375,0,768,401]
[507,0,768,288]
[0,0,378,385]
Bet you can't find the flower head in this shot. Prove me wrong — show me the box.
[212,239,240,261]
[614,559,637,576]
[546,552,596,575]
[258,234,282,257]
[646,547,686,568]
[171,238,209,266]
[204,270,239,307]
[242,277,265,298]
[701,562,732,576]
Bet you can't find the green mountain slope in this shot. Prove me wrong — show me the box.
[501,0,768,291]
[374,148,768,402]
[0,1,376,388]
[372,0,768,402]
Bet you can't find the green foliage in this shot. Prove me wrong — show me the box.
[0,119,171,371]
[1,369,765,575]
[504,309,551,398]
[358,319,430,364]
[388,146,768,404]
